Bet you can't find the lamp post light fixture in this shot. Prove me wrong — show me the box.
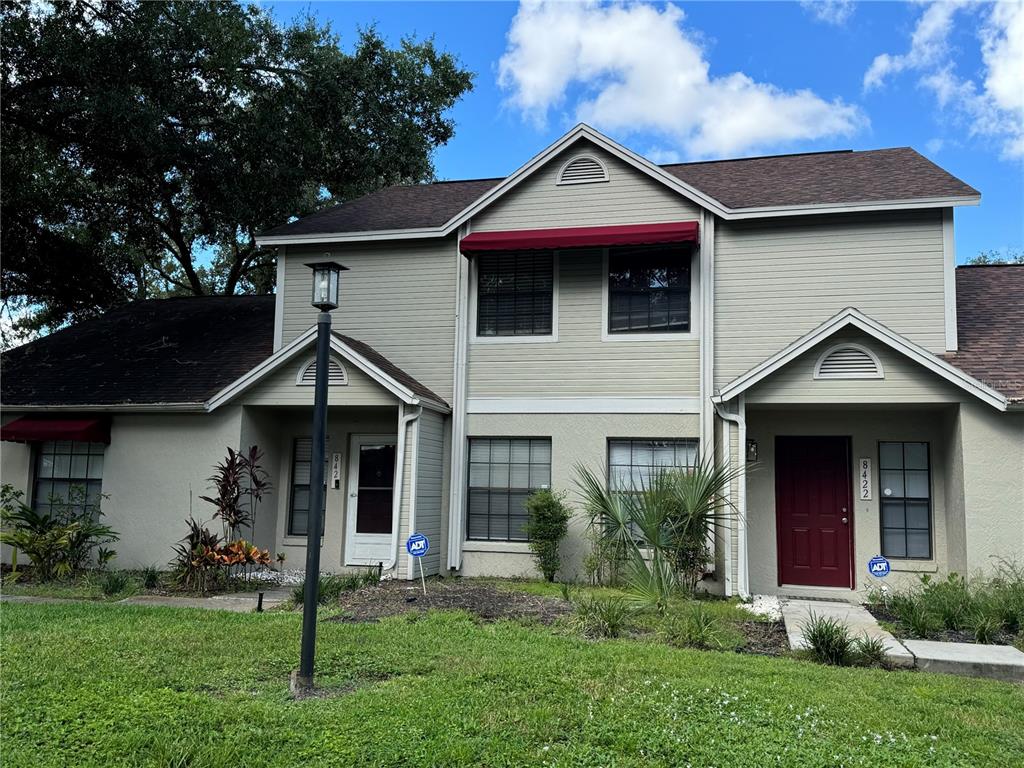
[293,259,347,696]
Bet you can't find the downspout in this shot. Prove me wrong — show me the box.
[447,223,470,570]
[714,395,749,598]
[382,403,422,574]
[404,413,422,580]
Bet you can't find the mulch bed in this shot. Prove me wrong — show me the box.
[865,604,1018,646]
[327,579,573,625]
[736,620,790,656]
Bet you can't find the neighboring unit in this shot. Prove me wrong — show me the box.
[3,125,1021,599]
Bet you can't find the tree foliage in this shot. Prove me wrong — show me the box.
[1,0,473,334]
[967,248,1024,265]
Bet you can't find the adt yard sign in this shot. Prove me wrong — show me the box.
[406,533,429,594]
[406,533,429,557]
[868,555,891,578]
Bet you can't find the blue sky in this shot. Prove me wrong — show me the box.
[265,1,1024,263]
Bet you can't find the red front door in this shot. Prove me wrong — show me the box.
[775,436,853,588]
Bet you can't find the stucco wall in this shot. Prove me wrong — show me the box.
[460,412,701,581]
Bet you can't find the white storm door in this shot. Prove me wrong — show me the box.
[344,434,398,565]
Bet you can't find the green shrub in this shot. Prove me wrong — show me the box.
[101,570,131,596]
[664,603,726,649]
[902,600,943,638]
[801,612,853,666]
[292,571,378,606]
[141,565,161,589]
[573,595,633,638]
[524,489,571,582]
[852,633,887,667]
[919,573,974,630]
[0,483,118,581]
[971,613,1002,644]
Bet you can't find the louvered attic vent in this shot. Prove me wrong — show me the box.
[557,155,609,185]
[297,357,347,386]
[814,345,884,380]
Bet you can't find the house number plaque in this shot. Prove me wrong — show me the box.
[858,458,872,501]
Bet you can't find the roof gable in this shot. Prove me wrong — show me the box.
[715,307,1008,411]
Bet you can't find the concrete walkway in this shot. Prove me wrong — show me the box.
[780,598,914,668]
[2,588,293,613]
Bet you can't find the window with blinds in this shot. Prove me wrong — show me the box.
[476,252,554,337]
[607,439,699,492]
[288,437,328,537]
[608,245,691,334]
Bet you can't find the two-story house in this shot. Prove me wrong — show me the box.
[3,125,1022,599]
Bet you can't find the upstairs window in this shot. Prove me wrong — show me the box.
[608,245,692,334]
[476,252,554,337]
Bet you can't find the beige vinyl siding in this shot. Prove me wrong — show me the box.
[471,141,700,232]
[745,331,965,405]
[405,409,445,577]
[240,354,397,407]
[715,210,946,388]
[467,249,700,397]
[282,238,457,403]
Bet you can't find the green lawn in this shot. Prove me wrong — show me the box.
[2,603,1022,767]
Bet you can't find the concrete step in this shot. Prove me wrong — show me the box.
[901,639,1024,682]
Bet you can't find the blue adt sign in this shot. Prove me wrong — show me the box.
[406,533,429,558]
[868,555,891,578]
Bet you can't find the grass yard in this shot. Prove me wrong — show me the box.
[2,603,1022,767]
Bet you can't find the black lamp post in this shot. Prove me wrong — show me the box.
[293,259,347,695]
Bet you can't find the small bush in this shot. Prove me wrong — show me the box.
[141,565,161,589]
[801,612,853,666]
[920,573,974,630]
[292,572,378,606]
[101,570,131,596]
[664,603,726,649]
[573,595,633,638]
[902,600,943,638]
[971,613,1002,644]
[524,489,571,583]
[852,633,887,667]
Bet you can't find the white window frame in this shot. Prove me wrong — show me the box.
[600,245,700,342]
[812,343,885,380]
[468,251,559,344]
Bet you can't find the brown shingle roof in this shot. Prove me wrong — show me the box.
[948,265,1024,402]
[662,147,978,210]
[262,147,979,238]
[1,297,446,409]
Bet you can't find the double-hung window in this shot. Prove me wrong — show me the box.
[476,252,554,337]
[608,439,699,492]
[608,245,692,334]
[33,441,105,516]
[467,438,551,541]
[288,437,327,537]
[879,441,932,559]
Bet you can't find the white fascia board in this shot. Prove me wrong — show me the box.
[713,307,1008,411]
[466,396,701,414]
[255,227,445,247]
[723,195,981,221]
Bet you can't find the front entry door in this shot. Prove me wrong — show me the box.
[344,435,397,565]
[775,436,853,588]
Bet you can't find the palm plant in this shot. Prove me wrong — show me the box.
[575,456,744,612]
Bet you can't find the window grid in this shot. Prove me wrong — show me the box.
[879,441,932,560]
[467,438,551,542]
[608,245,691,334]
[288,437,327,537]
[607,439,699,492]
[477,252,554,337]
[32,441,105,516]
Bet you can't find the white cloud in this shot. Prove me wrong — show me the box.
[801,0,856,26]
[498,1,865,158]
[924,137,945,155]
[863,1,1024,159]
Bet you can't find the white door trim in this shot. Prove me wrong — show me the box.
[344,433,399,566]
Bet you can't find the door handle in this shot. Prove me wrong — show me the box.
[842,517,849,525]
[349,492,357,498]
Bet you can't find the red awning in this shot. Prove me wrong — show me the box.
[0,416,110,444]
[459,221,699,255]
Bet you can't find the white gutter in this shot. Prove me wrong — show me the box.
[714,395,749,598]
[382,403,422,574]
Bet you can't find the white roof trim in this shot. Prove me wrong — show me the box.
[205,327,449,413]
[713,307,1008,411]
[255,124,981,246]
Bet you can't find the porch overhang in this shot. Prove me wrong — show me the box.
[459,221,699,255]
